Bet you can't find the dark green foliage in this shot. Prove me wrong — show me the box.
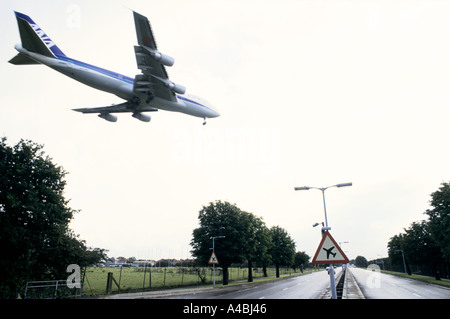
[425,182,450,262]
[387,181,450,279]
[190,201,298,284]
[268,226,296,277]
[0,138,107,298]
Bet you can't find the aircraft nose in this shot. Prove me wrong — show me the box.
[208,106,220,118]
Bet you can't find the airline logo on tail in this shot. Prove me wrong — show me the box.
[29,23,56,49]
[14,11,66,58]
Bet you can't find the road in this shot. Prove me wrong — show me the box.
[163,269,341,299]
[349,267,450,299]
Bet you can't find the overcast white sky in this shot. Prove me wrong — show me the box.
[2,0,450,262]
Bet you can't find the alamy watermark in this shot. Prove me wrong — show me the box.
[66,264,81,289]
[171,127,280,174]
[366,264,381,289]
[66,4,82,29]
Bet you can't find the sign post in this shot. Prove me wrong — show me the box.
[208,251,219,287]
[312,231,349,299]
[294,182,352,299]
[209,236,224,288]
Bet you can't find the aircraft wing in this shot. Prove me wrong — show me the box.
[133,11,185,103]
[73,102,131,114]
[73,101,158,122]
[73,102,158,114]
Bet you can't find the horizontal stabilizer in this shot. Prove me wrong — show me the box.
[9,53,39,65]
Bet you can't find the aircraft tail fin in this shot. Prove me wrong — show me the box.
[13,11,66,59]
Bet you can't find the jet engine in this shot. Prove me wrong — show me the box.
[142,46,175,67]
[165,81,186,95]
[132,112,151,122]
[98,113,117,122]
[150,74,186,95]
[150,51,174,67]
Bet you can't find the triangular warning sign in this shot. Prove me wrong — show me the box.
[312,231,349,264]
[208,251,219,264]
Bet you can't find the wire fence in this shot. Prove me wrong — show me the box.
[371,260,450,279]
[81,266,311,297]
[24,280,82,299]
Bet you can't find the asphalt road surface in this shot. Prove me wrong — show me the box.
[164,269,341,299]
[350,267,450,299]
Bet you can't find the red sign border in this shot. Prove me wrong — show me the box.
[208,251,219,265]
[312,231,349,264]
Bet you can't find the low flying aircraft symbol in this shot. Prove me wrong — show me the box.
[322,246,337,259]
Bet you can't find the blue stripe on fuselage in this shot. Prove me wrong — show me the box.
[55,56,212,111]
[177,95,207,108]
[56,56,134,85]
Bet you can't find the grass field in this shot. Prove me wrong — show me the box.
[380,270,450,288]
[81,266,311,296]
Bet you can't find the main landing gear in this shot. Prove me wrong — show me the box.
[203,117,207,125]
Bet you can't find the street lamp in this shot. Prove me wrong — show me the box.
[396,249,407,275]
[295,182,352,299]
[211,236,225,287]
[294,183,352,229]
[313,222,329,236]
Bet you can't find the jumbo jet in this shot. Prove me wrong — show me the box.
[9,11,220,124]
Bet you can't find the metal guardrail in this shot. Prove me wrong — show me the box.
[24,280,82,299]
[335,267,346,299]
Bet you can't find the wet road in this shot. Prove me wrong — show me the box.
[165,269,341,299]
[350,267,450,299]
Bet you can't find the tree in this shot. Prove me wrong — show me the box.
[268,226,296,277]
[0,138,107,298]
[386,182,450,279]
[294,251,310,272]
[355,256,368,268]
[404,221,443,276]
[387,234,407,270]
[425,181,450,262]
[240,212,272,282]
[388,221,443,279]
[190,201,247,285]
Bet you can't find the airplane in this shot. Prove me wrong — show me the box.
[9,11,220,124]
[322,246,337,259]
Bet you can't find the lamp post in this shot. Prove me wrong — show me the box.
[295,183,352,229]
[295,182,352,299]
[396,249,407,275]
[211,236,225,287]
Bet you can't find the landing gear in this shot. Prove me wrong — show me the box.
[203,117,207,125]
[131,96,140,108]
[146,92,154,104]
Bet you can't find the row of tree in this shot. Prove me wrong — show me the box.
[0,138,310,297]
[190,200,310,285]
[387,182,450,280]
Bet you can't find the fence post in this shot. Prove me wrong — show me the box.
[118,266,123,289]
[181,268,184,285]
[148,267,152,289]
[163,268,166,287]
[106,272,113,294]
[143,264,147,291]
